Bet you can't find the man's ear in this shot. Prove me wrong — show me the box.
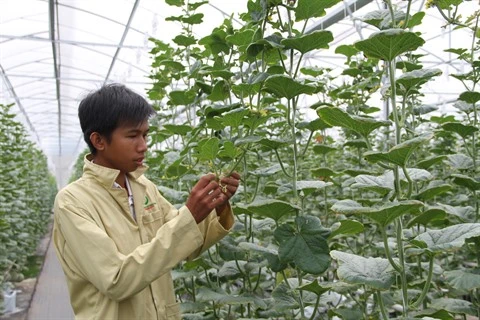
[90,132,106,151]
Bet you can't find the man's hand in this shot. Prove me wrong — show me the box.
[215,172,241,214]
[186,174,224,224]
[186,172,241,224]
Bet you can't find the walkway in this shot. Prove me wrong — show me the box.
[27,237,74,320]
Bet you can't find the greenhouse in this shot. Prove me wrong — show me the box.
[1,0,479,319]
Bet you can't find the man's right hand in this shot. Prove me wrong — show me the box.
[186,173,228,224]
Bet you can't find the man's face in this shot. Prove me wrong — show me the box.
[98,120,149,174]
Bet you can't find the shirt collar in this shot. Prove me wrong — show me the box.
[83,153,148,188]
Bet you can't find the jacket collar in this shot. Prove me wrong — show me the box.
[83,154,148,188]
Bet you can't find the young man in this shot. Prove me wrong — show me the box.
[53,84,240,320]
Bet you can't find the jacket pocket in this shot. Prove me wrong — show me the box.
[165,302,181,320]
[141,210,164,241]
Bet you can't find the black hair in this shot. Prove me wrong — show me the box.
[78,83,155,154]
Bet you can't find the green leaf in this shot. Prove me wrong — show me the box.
[163,124,192,135]
[436,0,465,10]
[271,279,303,310]
[293,180,333,196]
[351,173,393,196]
[430,298,477,316]
[234,135,262,146]
[328,307,364,320]
[312,144,337,155]
[331,200,423,227]
[317,106,391,138]
[414,223,480,253]
[453,101,475,113]
[168,90,196,105]
[157,59,186,71]
[295,0,341,21]
[444,270,480,291]
[182,13,204,25]
[165,0,184,6]
[226,29,255,46]
[415,181,452,201]
[240,199,300,221]
[207,80,230,102]
[297,280,330,296]
[281,30,333,54]
[396,68,442,93]
[329,220,364,239]
[442,122,479,138]
[198,29,229,55]
[406,11,425,28]
[217,260,246,278]
[344,140,368,149]
[195,137,219,161]
[216,107,249,128]
[458,91,480,104]
[446,154,474,170]
[296,118,332,131]
[335,44,360,59]
[354,29,425,61]
[264,75,316,99]
[434,203,475,221]
[274,216,331,274]
[360,10,406,29]
[258,137,289,149]
[311,167,338,178]
[451,174,480,191]
[406,208,447,228]
[187,1,208,10]
[364,133,433,166]
[173,35,197,47]
[218,141,239,160]
[330,251,396,290]
[246,34,284,57]
[417,155,447,169]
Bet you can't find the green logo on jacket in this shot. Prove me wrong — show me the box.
[144,196,156,210]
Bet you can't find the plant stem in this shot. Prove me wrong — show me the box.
[301,131,314,158]
[403,0,413,29]
[309,293,321,320]
[411,254,435,308]
[381,228,402,273]
[402,166,413,199]
[388,60,401,145]
[274,148,292,178]
[396,218,409,316]
[376,291,389,320]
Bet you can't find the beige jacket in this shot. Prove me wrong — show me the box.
[53,157,234,320]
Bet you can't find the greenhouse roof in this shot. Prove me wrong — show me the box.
[0,0,477,186]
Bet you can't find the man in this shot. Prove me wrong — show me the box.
[53,83,240,319]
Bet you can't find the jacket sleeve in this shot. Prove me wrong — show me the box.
[54,189,204,301]
[155,188,235,259]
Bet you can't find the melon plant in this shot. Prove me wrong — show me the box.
[0,103,57,310]
[141,0,480,318]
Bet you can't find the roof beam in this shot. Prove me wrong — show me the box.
[104,0,141,84]
[0,34,152,49]
[49,0,62,156]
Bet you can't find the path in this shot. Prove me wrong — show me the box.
[27,237,74,320]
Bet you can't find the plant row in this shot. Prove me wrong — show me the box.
[0,104,57,297]
[139,0,480,318]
